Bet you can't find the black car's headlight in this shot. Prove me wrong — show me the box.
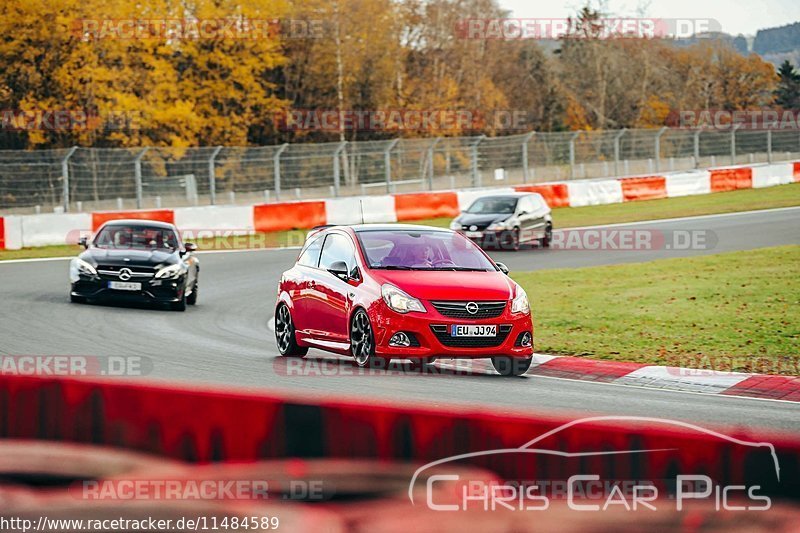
[155,264,188,280]
[69,258,96,282]
[449,220,462,230]
[488,219,511,231]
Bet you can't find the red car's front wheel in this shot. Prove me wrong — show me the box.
[350,309,377,368]
[491,355,532,377]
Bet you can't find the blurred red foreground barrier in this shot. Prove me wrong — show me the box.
[0,216,4,250]
[0,374,798,501]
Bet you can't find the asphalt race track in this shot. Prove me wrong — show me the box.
[2,207,799,432]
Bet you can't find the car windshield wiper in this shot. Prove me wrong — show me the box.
[373,265,417,270]
[430,267,490,271]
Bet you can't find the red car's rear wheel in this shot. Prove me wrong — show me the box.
[275,303,308,357]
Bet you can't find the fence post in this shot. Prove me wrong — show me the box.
[569,132,579,179]
[613,129,626,176]
[693,130,701,168]
[333,141,347,197]
[384,139,400,193]
[273,143,288,201]
[767,129,772,163]
[208,146,222,205]
[472,135,485,187]
[61,146,78,212]
[133,148,149,209]
[521,131,535,183]
[654,126,667,173]
[731,125,739,165]
[427,138,441,190]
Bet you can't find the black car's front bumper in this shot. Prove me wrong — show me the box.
[71,275,186,303]
[458,229,516,249]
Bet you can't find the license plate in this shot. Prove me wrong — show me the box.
[108,281,141,291]
[465,231,483,238]
[451,325,497,337]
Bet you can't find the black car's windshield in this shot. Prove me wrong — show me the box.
[357,230,496,271]
[466,197,518,214]
[93,225,179,251]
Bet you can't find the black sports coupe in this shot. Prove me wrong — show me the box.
[69,220,199,311]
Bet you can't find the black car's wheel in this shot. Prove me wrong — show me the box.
[491,355,532,376]
[541,224,552,248]
[171,292,187,312]
[502,228,521,251]
[350,309,377,368]
[187,279,198,305]
[275,303,308,357]
[70,294,86,304]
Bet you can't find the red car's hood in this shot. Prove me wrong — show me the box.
[370,270,516,301]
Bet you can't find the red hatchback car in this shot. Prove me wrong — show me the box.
[275,225,534,376]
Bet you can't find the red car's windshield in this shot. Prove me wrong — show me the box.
[94,225,180,251]
[357,229,497,271]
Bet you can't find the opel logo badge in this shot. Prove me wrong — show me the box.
[119,268,133,281]
[465,302,479,315]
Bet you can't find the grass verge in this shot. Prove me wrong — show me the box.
[513,245,800,375]
[1,182,798,261]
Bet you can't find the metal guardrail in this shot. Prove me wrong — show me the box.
[1,128,799,213]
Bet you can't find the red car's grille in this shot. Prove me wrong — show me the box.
[430,300,507,319]
[430,325,512,348]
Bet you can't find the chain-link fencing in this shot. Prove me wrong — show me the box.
[1,128,799,213]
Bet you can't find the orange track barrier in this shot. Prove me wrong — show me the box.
[0,216,4,250]
[513,183,570,207]
[393,192,459,221]
[254,201,327,233]
[709,168,753,192]
[794,162,800,182]
[92,210,175,231]
[619,176,667,202]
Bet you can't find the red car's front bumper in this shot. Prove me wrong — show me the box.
[369,301,533,359]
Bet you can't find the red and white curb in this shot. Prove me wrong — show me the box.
[523,354,800,402]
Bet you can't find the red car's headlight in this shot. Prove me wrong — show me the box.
[511,286,530,314]
[381,284,426,314]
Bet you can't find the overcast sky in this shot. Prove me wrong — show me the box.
[499,0,800,36]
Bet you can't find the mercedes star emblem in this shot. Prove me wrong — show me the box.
[118,268,133,281]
